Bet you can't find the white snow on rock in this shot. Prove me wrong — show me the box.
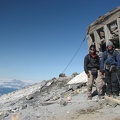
[67,71,88,84]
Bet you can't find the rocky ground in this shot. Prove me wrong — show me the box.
[0,75,120,120]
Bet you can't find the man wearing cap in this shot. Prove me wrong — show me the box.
[100,41,119,98]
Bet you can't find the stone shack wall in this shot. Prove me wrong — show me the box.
[87,6,120,56]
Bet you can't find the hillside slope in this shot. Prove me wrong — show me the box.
[0,75,120,120]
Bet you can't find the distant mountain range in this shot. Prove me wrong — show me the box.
[0,79,33,95]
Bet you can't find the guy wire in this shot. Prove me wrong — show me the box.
[62,35,87,74]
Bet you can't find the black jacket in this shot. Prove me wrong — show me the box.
[84,54,100,74]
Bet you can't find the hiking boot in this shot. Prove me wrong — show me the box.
[87,96,92,100]
[98,95,104,99]
[106,93,112,97]
[113,92,119,98]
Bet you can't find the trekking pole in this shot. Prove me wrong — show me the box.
[116,72,120,85]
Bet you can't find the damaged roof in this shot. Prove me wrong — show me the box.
[87,6,120,34]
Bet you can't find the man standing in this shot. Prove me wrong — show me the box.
[84,45,104,100]
[100,41,119,98]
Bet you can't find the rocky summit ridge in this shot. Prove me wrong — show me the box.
[0,73,120,120]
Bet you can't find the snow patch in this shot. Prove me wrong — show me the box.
[67,71,88,84]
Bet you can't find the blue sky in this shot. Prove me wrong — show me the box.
[0,0,119,81]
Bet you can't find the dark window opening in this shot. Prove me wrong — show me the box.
[90,33,95,43]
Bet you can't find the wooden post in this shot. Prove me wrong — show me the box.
[12,113,19,120]
[105,96,120,105]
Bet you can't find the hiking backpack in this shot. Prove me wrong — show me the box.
[116,49,120,68]
[104,50,120,71]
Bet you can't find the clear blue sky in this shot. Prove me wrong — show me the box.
[0,0,119,81]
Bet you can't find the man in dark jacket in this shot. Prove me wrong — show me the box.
[100,41,119,98]
[84,45,104,100]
